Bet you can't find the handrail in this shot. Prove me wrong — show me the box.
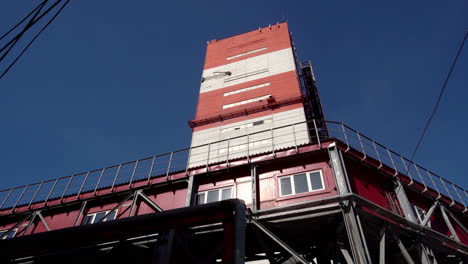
[0,120,466,214]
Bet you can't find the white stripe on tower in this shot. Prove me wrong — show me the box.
[200,48,296,93]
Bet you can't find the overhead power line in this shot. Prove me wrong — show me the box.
[0,0,71,81]
[410,31,468,161]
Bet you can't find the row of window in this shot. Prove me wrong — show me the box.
[197,170,325,204]
[0,170,326,239]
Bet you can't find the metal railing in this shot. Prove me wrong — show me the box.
[326,121,468,212]
[0,120,466,214]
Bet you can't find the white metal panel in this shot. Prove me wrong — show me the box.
[200,48,296,94]
[188,108,309,167]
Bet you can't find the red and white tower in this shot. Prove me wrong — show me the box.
[188,22,320,166]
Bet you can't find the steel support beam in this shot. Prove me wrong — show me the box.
[338,243,355,264]
[0,213,33,239]
[440,205,461,243]
[422,201,439,227]
[445,207,468,234]
[328,143,351,194]
[328,144,371,264]
[185,175,197,207]
[390,229,415,264]
[379,227,385,264]
[250,219,312,264]
[394,180,418,223]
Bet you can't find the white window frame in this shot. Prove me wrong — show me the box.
[197,187,233,205]
[82,209,118,225]
[278,170,325,197]
[0,228,17,240]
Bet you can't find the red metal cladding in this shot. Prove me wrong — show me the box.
[194,71,302,120]
[204,22,292,70]
[192,21,305,132]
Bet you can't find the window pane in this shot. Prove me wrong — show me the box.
[197,193,205,205]
[293,174,308,194]
[221,188,232,200]
[280,177,292,196]
[0,230,15,240]
[206,190,219,203]
[81,215,93,225]
[309,172,323,190]
[105,210,117,221]
[94,212,107,223]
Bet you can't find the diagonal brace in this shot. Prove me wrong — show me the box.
[250,219,314,264]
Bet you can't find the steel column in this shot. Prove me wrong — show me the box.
[185,175,197,207]
[379,227,385,264]
[440,205,461,243]
[394,180,418,223]
[328,143,371,264]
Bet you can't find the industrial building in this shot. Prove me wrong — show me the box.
[0,22,466,264]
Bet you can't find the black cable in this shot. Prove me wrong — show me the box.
[0,0,46,42]
[0,0,70,81]
[410,31,468,161]
[0,1,48,58]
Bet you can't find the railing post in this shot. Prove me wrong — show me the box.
[166,152,174,180]
[94,169,106,195]
[28,182,43,209]
[451,184,465,209]
[60,175,74,203]
[226,138,231,167]
[341,123,350,152]
[439,177,455,206]
[148,156,156,184]
[0,188,14,209]
[128,160,139,188]
[292,123,298,152]
[247,133,250,162]
[205,143,211,171]
[44,179,59,206]
[270,128,275,157]
[312,119,321,149]
[386,149,398,176]
[400,156,414,186]
[111,165,122,192]
[77,172,90,199]
[11,185,29,212]
[356,132,366,160]
[426,170,441,200]
[372,141,383,169]
[413,164,428,193]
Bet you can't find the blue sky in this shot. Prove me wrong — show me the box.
[0,0,467,190]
